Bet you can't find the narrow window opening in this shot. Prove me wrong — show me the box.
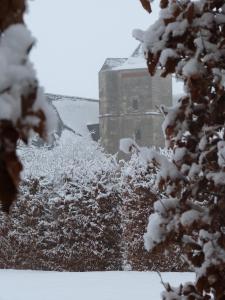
[132,98,139,110]
[135,129,141,141]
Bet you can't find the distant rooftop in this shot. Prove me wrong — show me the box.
[46,93,98,103]
[100,44,147,72]
[131,43,143,58]
[100,58,127,71]
[46,93,99,137]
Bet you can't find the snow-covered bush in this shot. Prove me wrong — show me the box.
[0,131,188,272]
[120,146,186,271]
[0,132,122,271]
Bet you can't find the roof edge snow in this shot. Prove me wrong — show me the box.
[46,93,99,103]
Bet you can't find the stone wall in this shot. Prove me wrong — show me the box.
[99,67,172,154]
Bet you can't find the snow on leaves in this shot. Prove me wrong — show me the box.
[0,1,54,212]
[137,0,225,298]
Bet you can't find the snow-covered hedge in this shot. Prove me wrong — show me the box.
[0,134,187,271]
[0,132,121,271]
[120,150,186,271]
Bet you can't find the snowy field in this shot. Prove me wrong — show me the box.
[0,270,194,300]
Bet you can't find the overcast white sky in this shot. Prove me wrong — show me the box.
[25,1,182,99]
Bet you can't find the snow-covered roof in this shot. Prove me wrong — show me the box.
[101,44,147,72]
[131,44,143,58]
[46,93,99,137]
[112,56,146,71]
[100,58,127,71]
[113,44,147,71]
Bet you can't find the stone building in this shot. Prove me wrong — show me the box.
[99,45,172,154]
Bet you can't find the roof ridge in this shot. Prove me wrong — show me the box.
[46,93,99,102]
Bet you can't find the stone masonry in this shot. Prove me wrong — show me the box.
[99,46,172,154]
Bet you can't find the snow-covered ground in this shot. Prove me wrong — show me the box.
[1,270,194,300]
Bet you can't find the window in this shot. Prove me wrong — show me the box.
[135,129,141,141]
[132,98,139,110]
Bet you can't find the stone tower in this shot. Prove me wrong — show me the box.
[99,45,172,154]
